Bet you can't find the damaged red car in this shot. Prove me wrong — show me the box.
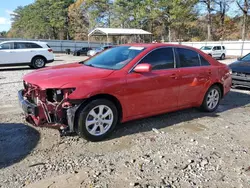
[18,43,232,141]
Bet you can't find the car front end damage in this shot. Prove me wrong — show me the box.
[18,81,81,134]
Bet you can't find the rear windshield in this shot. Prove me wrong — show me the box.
[83,46,146,70]
[46,44,51,48]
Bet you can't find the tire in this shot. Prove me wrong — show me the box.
[31,56,46,69]
[77,52,80,56]
[77,99,118,141]
[200,85,221,112]
[220,54,225,60]
[29,65,34,69]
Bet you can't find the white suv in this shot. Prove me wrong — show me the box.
[200,45,226,60]
[0,41,54,69]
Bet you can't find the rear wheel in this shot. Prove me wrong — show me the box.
[200,85,221,112]
[220,53,225,60]
[31,57,46,69]
[77,99,118,141]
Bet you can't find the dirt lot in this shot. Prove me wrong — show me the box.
[0,55,250,188]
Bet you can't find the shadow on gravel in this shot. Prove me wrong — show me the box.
[0,67,31,71]
[110,90,250,140]
[0,123,40,169]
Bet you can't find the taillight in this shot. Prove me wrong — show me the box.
[48,48,53,52]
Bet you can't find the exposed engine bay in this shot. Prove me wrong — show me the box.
[19,81,79,134]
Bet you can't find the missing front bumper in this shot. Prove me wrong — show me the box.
[18,89,80,133]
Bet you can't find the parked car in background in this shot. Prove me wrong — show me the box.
[200,45,226,60]
[73,47,92,56]
[87,45,113,56]
[0,41,54,69]
[18,43,231,141]
[229,53,250,88]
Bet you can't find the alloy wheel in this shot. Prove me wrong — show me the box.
[85,105,114,136]
[206,89,220,110]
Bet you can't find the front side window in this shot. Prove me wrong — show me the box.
[83,46,145,70]
[217,46,221,50]
[139,48,175,70]
[176,48,200,68]
[0,43,13,50]
[222,46,225,50]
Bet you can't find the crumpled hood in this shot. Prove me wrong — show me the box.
[23,63,114,89]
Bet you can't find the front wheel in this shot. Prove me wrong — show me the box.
[77,99,118,141]
[200,85,221,112]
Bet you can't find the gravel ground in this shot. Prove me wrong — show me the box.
[0,55,250,188]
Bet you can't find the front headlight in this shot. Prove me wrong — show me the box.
[46,88,75,102]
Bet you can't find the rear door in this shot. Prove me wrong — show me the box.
[124,47,180,117]
[15,42,32,63]
[212,46,221,58]
[0,42,14,64]
[14,42,40,63]
[175,48,208,107]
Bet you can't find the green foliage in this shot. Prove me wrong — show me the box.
[7,0,248,41]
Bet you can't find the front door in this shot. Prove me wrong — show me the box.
[0,42,14,64]
[124,47,179,118]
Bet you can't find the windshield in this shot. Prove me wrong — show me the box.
[83,46,145,70]
[241,53,250,61]
[200,46,212,50]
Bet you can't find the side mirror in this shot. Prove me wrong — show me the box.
[133,63,152,73]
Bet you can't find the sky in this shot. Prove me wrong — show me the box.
[0,0,34,32]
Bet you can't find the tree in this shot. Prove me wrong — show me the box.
[0,31,7,37]
[237,0,250,41]
[9,0,74,39]
[199,0,216,41]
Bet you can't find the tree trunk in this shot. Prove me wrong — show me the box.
[168,26,171,42]
[207,0,212,41]
[242,13,247,41]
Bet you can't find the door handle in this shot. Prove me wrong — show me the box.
[170,73,178,79]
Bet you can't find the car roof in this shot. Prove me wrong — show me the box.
[0,41,47,44]
[121,43,202,51]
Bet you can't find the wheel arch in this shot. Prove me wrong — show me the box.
[209,82,224,98]
[73,93,123,131]
[31,55,47,63]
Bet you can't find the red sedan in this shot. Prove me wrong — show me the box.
[18,43,232,141]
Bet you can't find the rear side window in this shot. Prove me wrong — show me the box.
[0,43,13,49]
[29,43,42,48]
[15,42,42,49]
[140,48,175,70]
[176,48,200,68]
[199,55,210,66]
[217,46,221,50]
